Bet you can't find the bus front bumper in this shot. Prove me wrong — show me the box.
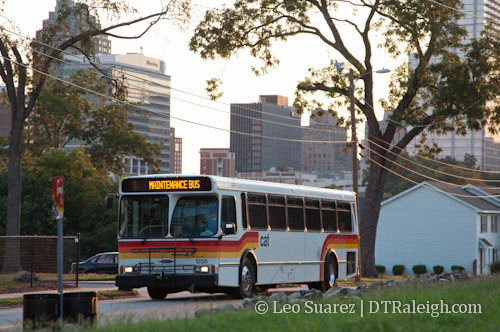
[115,273,218,289]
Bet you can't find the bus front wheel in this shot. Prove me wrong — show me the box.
[233,257,255,299]
[147,286,169,300]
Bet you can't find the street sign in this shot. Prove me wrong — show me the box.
[52,176,64,219]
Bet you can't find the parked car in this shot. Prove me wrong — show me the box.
[71,252,118,274]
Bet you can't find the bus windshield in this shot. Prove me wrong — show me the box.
[119,195,169,238]
[171,196,218,238]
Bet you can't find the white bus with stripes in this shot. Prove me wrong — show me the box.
[113,175,359,299]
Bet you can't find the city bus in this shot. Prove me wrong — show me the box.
[111,175,359,299]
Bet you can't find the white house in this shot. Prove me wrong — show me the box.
[376,181,500,275]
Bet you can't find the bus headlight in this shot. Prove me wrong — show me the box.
[194,266,210,273]
[124,266,133,273]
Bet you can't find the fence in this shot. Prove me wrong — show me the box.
[0,235,80,287]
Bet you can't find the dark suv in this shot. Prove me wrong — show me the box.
[71,252,118,274]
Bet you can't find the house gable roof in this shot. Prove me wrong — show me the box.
[381,181,500,213]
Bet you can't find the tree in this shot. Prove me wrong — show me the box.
[0,0,191,272]
[0,148,119,259]
[30,69,162,174]
[189,0,500,276]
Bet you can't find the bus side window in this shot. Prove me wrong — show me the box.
[337,201,353,233]
[287,197,304,231]
[241,193,248,229]
[321,200,337,232]
[248,193,268,230]
[222,196,237,234]
[268,195,286,231]
[305,199,321,232]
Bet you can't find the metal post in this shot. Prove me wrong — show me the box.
[76,233,80,288]
[57,217,64,319]
[349,68,362,282]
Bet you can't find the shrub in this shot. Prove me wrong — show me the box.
[490,261,500,274]
[392,264,406,276]
[451,265,465,272]
[433,265,444,274]
[375,265,386,275]
[412,264,427,275]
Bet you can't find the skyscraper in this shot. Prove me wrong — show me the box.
[230,95,301,172]
[407,0,500,170]
[36,0,111,56]
[301,111,351,175]
[60,53,172,173]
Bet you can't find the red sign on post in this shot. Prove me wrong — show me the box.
[52,176,64,219]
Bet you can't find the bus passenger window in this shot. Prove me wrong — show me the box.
[337,202,353,233]
[321,200,337,232]
[287,197,304,231]
[248,193,268,230]
[241,193,248,229]
[222,196,237,234]
[268,195,286,231]
[305,199,321,232]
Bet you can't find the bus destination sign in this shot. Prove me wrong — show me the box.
[122,176,212,193]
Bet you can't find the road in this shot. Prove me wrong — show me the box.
[0,283,242,331]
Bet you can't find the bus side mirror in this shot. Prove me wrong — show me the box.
[104,194,115,209]
[223,223,236,235]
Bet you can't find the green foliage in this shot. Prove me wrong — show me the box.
[412,264,427,275]
[451,265,465,272]
[0,148,118,258]
[375,265,386,275]
[392,264,406,276]
[433,265,444,274]
[490,261,500,274]
[30,70,162,175]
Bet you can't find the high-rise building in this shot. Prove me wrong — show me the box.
[170,127,182,174]
[230,95,301,172]
[301,111,351,175]
[61,53,171,173]
[406,0,500,170]
[36,0,111,55]
[200,148,235,177]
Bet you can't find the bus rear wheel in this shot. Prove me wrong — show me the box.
[233,257,255,299]
[147,286,169,300]
[324,255,338,290]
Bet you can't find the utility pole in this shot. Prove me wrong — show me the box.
[349,68,359,196]
[349,68,361,282]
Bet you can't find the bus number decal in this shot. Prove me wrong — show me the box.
[260,234,270,247]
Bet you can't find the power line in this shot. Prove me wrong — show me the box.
[364,137,500,182]
[364,132,500,174]
[360,152,500,198]
[0,53,351,144]
[0,23,350,135]
[360,142,490,187]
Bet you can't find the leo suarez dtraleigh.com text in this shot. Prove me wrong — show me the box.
[254,300,482,317]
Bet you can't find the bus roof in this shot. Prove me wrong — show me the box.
[120,174,356,201]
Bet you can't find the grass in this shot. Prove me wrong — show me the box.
[87,275,500,332]
[0,272,115,294]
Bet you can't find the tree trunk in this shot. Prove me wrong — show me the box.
[2,104,25,273]
[360,157,389,278]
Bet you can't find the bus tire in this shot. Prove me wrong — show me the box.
[233,257,255,299]
[147,286,169,300]
[324,254,338,290]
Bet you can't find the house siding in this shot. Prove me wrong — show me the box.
[376,186,477,275]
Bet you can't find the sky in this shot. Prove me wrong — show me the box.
[1,0,396,175]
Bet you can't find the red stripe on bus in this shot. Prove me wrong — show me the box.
[119,232,259,253]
